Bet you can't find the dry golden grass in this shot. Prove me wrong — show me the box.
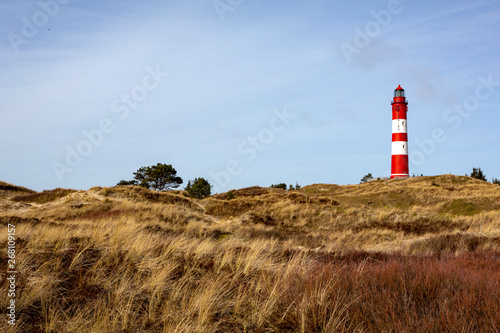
[0,175,499,332]
[0,181,35,195]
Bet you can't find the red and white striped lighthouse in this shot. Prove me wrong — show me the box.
[390,85,409,179]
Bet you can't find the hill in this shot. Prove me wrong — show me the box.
[0,175,499,332]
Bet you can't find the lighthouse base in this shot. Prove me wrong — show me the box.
[390,175,410,179]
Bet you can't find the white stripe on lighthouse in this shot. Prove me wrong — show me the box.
[391,141,408,155]
[392,119,407,133]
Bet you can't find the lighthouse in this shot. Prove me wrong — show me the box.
[390,85,409,179]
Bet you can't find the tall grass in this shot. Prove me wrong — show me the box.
[0,175,499,332]
[11,188,76,204]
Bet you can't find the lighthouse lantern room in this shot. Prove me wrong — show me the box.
[390,85,409,179]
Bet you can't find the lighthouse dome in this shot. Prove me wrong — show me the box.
[394,85,405,97]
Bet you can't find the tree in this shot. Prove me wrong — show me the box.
[271,183,287,190]
[492,178,500,185]
[185,178,212,199]
[360,173,373,183]
[470,167,486,181]
[132,163,183,191]
[295,182,301,190]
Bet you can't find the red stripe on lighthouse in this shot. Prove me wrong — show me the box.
[392,133,407,141]
[392,110,407,120]
[391,155,409,176]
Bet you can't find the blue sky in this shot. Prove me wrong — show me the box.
[1,0,499,193]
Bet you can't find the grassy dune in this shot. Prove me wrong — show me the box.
[0,175,499,332]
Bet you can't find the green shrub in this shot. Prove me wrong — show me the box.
[360,173,373,183]
[185,178,213,199]
[226,191,235,200]
[271,183,287,190]
[471,167,486,181]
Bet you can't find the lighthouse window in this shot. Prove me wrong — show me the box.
[403,145,405,149]
[402,121,405,125]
